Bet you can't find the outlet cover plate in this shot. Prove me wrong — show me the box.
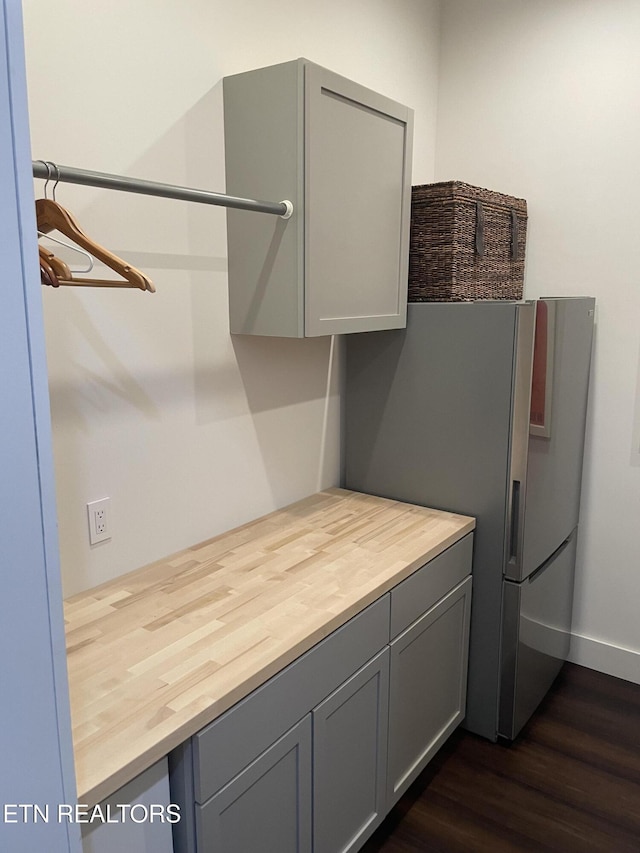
[87,498,111,545]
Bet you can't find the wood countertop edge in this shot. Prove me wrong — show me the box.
[69,496,475,806]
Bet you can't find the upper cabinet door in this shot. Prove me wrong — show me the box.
[304,64,413,336]
[224,59,413,337]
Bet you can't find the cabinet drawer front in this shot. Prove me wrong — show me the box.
[390,534,473,638]
[196,715,312,853]
[193,595,390,802]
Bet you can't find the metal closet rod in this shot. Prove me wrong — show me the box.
[32,161,293,219]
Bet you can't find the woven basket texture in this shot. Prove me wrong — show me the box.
[408,181,527,302]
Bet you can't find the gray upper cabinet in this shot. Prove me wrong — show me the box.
[224,58,414,337]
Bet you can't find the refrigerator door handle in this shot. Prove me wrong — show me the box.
[509,480,521,561]
[504,302,536,581]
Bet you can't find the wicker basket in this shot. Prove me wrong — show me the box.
[408,181,527,302]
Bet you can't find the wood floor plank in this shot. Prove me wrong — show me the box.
[363,664,640,852]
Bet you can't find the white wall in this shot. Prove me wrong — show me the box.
[437,0,640,681]
[22,0,441,595]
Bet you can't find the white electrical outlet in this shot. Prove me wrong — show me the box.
[87,498,111,545]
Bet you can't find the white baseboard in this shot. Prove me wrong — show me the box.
[568,633,640,685]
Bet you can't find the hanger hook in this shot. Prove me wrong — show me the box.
[36,160,53,198]
[50,161,60,202]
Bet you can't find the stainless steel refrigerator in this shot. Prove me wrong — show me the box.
[344,298,595,741]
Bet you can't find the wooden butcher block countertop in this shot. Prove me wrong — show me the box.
[64,488,475,806]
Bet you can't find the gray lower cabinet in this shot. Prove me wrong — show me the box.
[171,598,390,853]
[188,651,390,853]
[196,716,312,853]
[313,649,390,853]
[170,535,473,853]
[387,576,473,805]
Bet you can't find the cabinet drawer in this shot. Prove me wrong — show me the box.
[193,595,390,803]
[390,534,473,639]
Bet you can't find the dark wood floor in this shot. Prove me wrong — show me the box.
[362,664,640,852]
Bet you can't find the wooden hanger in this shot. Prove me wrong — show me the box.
[38,244,70,282]
[35,198,155,292]
[39,246,60,287]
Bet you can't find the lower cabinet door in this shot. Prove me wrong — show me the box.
[196,715,312,853]
[387,576,472,805]
[313,648,390,853]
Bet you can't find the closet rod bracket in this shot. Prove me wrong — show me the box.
[280,200,294,220]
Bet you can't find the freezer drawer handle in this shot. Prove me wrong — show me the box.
[509,480,520,562]
[527,534,573,583]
